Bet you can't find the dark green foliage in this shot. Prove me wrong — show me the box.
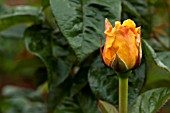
[129,87,170,113]
[0,0,170,113]
[50,0,121,61]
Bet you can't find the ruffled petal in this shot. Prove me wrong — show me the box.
[113,27,138,69]
[122,19,136,28]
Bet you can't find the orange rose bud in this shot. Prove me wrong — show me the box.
[101,19,142,72]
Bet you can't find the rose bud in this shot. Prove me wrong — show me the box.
[101,19,142,72]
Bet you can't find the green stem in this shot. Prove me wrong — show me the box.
[118,71,131,113]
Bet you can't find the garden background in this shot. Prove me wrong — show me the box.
[0,0,170,113]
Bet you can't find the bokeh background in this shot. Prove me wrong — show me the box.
[0,0,47,113]
[0,0,170,113]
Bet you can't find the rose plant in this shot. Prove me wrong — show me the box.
[0,0,170,113]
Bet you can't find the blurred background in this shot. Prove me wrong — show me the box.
[0,0,170,113]
[0,0,47,113]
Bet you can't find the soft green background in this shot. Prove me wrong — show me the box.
[0,0,170,113]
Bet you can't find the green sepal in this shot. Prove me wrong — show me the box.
[111,54,128,72]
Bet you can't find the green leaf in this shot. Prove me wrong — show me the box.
[0,6,43,31]
[70,67,88,97]
[142,40,170,91]
[24,26,75,112]
[98,100,118,113]
[122,0,141,18]
[49,79,72,113]
[88,56,145,107]
[76,88,100,113]
[157,52,170,70]
[128,63,145,106]
[24,26,72,86]
[54,87,100,113]
[43,6,57,29]
[50,0,121,61]
[129,87,170,113]
[88,56,118,106]
[54,97,82,113]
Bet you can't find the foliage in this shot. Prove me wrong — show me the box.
[0,0,170,113]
